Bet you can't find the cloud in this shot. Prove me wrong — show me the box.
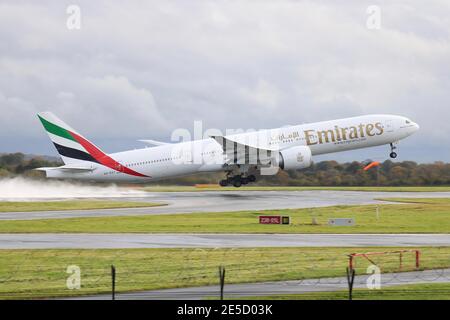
[0,0,449,161]
[239,79,281,109]
[59,75,168,137]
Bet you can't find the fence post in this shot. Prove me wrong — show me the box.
[415,250,420,269]
[346,267,355,301]
[111,265,116,301]
[348,254,354,270]
[219,266,225,300]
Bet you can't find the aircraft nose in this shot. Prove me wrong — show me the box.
[413,122,420,130]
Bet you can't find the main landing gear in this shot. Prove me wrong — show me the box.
[389,143,398,159]
[219,174,256,188]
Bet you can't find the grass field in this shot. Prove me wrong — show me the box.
[238,283,450,300]
[1,198,449,233]
[0,201,164,212]
[0,247,448,299]
[143,185,450,192]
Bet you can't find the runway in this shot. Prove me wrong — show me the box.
[70,268,450,300]
[1,190,450,220]
[1,233,449,249]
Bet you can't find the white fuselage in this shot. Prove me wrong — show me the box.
[46,114,419,182]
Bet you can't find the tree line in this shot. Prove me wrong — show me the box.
[1,152,449,186]
[0,153,61,179]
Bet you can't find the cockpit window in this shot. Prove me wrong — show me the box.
[405,120,410,124]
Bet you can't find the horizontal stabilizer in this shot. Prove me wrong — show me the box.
[35,165,95,172]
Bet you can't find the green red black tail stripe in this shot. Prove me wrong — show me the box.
[53,143,99,164]
[68,131,149,177]
[38,113,149,178]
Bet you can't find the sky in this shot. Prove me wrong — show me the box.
[0,0,449,163]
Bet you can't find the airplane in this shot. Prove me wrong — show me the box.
[36,112,419,187]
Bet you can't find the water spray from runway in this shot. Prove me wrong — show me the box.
[0,177,146,201]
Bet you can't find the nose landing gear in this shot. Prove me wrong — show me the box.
[389,143,398,159]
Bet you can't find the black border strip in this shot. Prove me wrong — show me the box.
[53,142,99,163]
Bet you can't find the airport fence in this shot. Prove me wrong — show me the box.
[0,247,449,300]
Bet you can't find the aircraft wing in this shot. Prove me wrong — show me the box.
[210,135,278,165]
[35,165,95,172]
[138,139,171,146]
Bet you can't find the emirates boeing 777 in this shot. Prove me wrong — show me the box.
[36,112,419,187]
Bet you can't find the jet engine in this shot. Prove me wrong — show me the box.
[277,146,312,170]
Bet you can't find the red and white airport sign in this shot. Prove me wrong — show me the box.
[259,215,290,225]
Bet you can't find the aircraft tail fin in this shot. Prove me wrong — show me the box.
[37,112,106,165]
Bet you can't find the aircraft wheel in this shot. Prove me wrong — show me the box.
[219,179,228,187]
[390,152,397,159]
[233,179,242,188]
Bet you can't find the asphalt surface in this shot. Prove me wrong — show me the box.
[1,190,450,220]
[1,190,448,300]
[1,233,449,249]
[69,268,450,300]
